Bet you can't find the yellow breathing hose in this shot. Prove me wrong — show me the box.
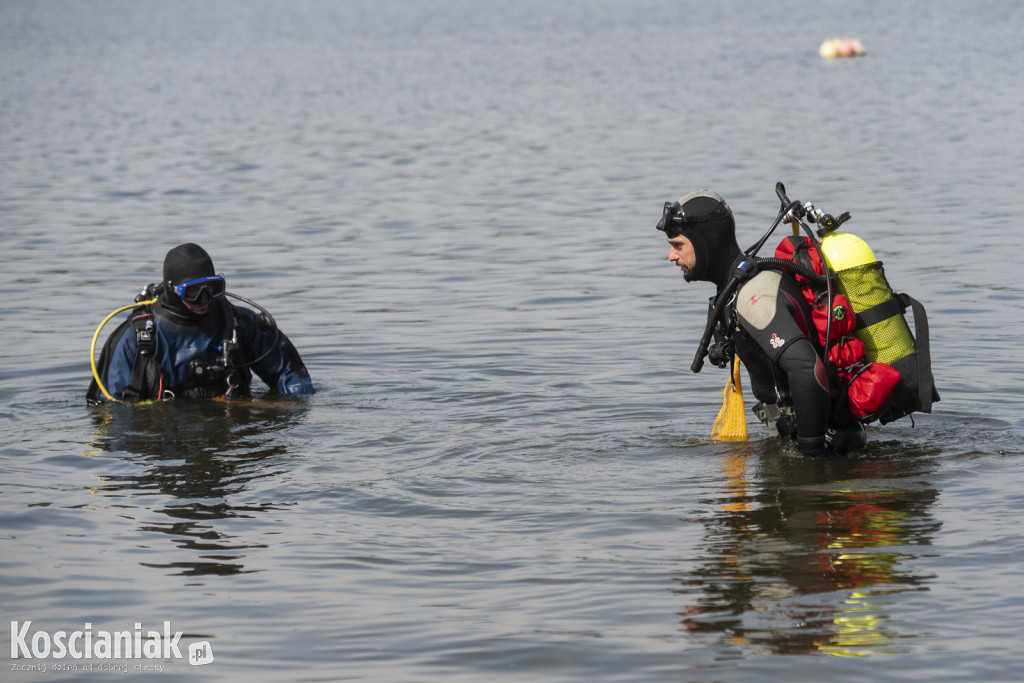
[90,298,158,403]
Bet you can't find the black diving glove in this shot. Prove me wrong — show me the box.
[797,423,867,457]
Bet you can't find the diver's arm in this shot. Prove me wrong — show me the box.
[237,311,313,395]
[261,331,313,395]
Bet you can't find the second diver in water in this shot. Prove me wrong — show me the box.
[88,243,313,402]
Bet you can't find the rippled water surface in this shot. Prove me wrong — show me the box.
[3,0,1023,680]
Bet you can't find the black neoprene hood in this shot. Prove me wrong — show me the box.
[158,243,219,322]
[163,243,216,286]
[661,190,740,289]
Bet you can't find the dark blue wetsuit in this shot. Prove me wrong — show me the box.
[104,296,312,399]
[731,270,831,450]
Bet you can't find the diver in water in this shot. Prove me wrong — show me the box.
[658,190,866,457]
[88,243,313,402]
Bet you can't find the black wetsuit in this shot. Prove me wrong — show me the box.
[658,190,860,454]
[731,270,832,450]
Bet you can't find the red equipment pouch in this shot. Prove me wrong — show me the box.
[846,362,902,419]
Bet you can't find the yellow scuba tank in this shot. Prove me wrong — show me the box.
[819,231,916,366]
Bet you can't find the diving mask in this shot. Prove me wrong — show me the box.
[173,275,226,304]
[656,199,731,238]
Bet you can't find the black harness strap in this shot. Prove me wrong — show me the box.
[900,293,938,412]
[122,311,163,400]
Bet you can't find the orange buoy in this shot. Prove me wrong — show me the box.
[819,37,866,59]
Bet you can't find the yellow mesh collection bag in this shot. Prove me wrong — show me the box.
[834,262,916,365]
[712,356,748,441]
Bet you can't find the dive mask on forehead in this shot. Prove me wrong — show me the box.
[656,197,732,238]
[656,201,689,238]
[173,275,226,304]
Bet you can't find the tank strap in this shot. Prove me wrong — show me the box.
[899,293,938,412]
[853,296,904,331]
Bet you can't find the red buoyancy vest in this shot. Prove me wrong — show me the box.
[774,236,900,421]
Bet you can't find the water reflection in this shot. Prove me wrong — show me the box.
[675,444,941,657]
[83,398,308,576]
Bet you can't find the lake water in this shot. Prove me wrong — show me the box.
[2,0,1023,680]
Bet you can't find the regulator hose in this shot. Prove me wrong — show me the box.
[224,291,280,369]
[89,298,158,403]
